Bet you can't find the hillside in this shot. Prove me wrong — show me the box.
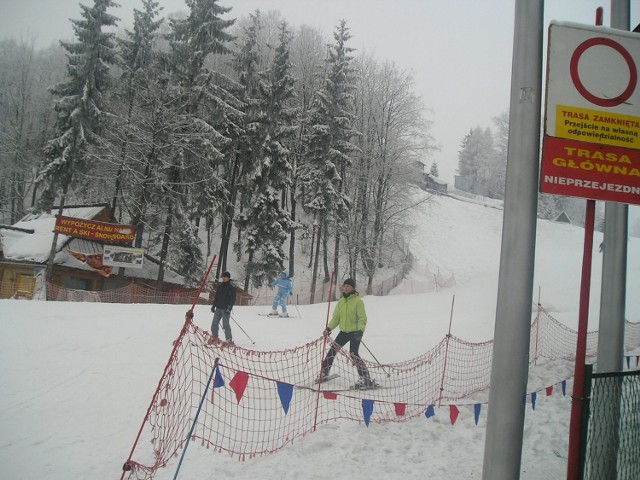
[1,192,639,480]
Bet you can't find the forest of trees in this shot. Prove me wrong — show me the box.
[0,0,437,293]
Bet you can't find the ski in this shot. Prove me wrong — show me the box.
[315,373,339,384]
[295,373,339,390]
[324,383,384,393]
[258,313,296,318]
[349,382,382,391]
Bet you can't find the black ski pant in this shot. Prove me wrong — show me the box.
[321,330,371,380]
[211,307,232,342]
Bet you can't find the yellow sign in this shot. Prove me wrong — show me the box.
[555,105,640,150]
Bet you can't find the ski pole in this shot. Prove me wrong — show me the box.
[231,315,255,345]
[361,340,391,378]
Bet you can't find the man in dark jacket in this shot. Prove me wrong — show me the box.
[211,271,236,344]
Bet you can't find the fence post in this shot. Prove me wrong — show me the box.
[437,295,456,407]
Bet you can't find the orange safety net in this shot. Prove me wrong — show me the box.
[122,306,640,479]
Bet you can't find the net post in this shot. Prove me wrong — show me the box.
[313,271,335,431]
[172,357,220,480]
[437,295,456,407]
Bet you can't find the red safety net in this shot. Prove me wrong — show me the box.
[121,306,640,479]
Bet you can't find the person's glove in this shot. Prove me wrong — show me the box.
[324,328,331,336]
[352,330,363,341]
[225,306,232,314]
[289,291,293,296]
[185,310,194,320]
[211,305,215,313]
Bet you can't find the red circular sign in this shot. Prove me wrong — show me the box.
[569,37,637,107]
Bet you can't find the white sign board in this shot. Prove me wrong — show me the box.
[103,245,145,269]
[545,21,639,147]
[541,21,640,205]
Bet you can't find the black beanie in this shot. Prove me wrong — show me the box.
[342,278,355,288]
[222,271,231,279]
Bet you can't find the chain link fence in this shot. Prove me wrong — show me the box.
[581,364,640,479]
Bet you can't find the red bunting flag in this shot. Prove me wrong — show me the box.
[323,391,338,400]
[449,405,460,425]
[229,371,249,404]
[546,385,554,396]
[394,402,406,417]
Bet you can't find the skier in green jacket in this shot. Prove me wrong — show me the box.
[318,278,374,388]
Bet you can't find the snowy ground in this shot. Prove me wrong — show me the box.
[1,195,639,480]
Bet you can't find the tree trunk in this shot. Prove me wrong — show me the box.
[310,222,322,304]
[288,186,296,277]
[244,250,254,292]
[156,202,173,290]
[111,92,135,212]
[308,221,316,268]
[45,194,66,282]
[217,149,240,277]
[333,225,340,300]
[322,216,330,282]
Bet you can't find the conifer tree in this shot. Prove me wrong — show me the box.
[430,161,440,177]
[110,0,164,214]
[298,20,358,298]
[35,0,119,279]
[237,21,297,289]
[223,10,263,274]
[153,0,237,286]
[457,126,495,188]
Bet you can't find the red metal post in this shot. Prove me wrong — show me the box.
[566,200,595,479]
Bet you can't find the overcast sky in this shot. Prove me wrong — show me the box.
[1,0,638,182]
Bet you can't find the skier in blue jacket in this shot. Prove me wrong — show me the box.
[269,270,293,317]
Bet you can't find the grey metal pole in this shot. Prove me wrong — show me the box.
[589,4,631,479]
[597,0,630,375]
[481,0,543,478]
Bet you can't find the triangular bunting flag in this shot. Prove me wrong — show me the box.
[531,391,537,410]
[449,405,460,425]
[323,391,338,400]
[562,380,567,396]
[229,371,249,404]
[425,405,435,419]
[213,365,225,388]
[546,385,553,396]
[362,399,375,427]
[394,402,406,417]
[276,382,294,414]
[474,404,481,425]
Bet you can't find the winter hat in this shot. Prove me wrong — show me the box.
[342,278,356,288]
[222,271,231,279]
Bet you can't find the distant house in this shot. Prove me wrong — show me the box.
[422,173,448,193]
[0,203,187,299]
[413,161,448,193]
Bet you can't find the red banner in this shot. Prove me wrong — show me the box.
[68,250,113,277]
[540,136,640,205]
[54,216,135,243]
